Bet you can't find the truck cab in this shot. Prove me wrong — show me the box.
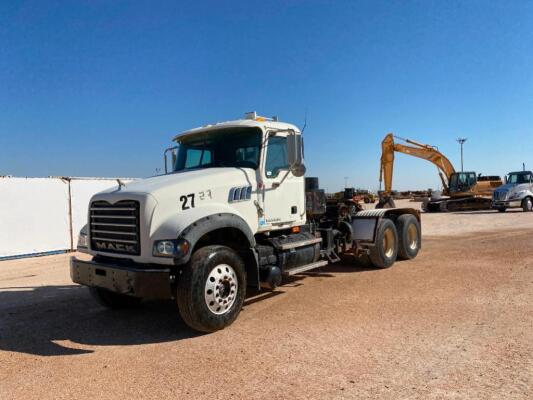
[492,171,533,212]
[71,113,422,332]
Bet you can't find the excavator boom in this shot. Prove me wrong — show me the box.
[379,133,455,196]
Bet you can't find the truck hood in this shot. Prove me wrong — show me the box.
[97,167,255,200]
[495,183,527,192]
[87,167,259,265]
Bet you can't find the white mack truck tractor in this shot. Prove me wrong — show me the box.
[71,112,422,332]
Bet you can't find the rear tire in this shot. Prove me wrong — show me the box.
[396,214,421,260]
[89,287,142,309]
[369,219,398,268]
[497,207,506,213]
[522,197,532,212]
[177,245,246,333]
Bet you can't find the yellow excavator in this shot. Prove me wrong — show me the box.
[377,133,502,212]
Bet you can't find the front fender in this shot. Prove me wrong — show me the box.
[150,203,255,246]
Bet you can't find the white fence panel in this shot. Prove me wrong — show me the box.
[0,178,70,257]
[0,177,137,259]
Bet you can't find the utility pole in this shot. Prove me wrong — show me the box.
[456,138,467,172]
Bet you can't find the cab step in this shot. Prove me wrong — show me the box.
[283,260,329,276]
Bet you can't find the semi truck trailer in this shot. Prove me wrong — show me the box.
[71,113,422,332]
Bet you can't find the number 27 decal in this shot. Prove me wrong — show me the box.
[180,193,195,210]
[180,190,212,210]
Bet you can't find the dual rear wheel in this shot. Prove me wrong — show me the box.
[368,214,421,268]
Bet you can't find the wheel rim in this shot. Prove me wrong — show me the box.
[527,199,532,211]
[407,223,418,250]
[205,264,238,315]
[383,228,395,258]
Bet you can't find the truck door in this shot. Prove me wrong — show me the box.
[260,132,305,229]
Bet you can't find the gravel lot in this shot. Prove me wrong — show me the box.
[1,201,532,399]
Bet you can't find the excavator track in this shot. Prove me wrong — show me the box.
[423,197,493,212]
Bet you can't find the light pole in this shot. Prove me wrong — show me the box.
[344,176,349,188]
[456,138,467,172]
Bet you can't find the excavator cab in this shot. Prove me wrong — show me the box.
[448,172,477,195]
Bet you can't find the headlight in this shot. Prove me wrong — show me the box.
[77,232,88,249]
[153,239,190,258]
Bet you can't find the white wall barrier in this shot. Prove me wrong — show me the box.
[0,177,134,259]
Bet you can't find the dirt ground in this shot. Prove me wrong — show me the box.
[1,202,532,399]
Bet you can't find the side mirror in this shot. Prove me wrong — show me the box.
[287,131,306,177]
[164,146,178,174]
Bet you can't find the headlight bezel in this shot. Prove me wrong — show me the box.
[152,239,190,258]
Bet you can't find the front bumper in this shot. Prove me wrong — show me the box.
[492,200,521,208]
[70,257,173,299]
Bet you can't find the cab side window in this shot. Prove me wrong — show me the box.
[265,136,288,178]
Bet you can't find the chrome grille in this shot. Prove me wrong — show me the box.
[90,200,141,255]
[493,191,508,201]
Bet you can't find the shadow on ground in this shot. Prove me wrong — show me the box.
[0,259,375,357]
[0,285,204,357]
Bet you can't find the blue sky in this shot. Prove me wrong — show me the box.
[1,0,533,191]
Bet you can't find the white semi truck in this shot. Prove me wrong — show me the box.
[492,170,533,212]
[71,112,422,332]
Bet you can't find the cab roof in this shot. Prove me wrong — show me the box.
[173,112,300,142]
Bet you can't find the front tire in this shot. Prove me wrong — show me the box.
[369,219,398,268]
[496,207,506,213]
[177,245,246,333]
[396,214,421,260]
[522,197,532,212]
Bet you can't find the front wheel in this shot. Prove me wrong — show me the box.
[177,245,246,333]
[496,207,506,213]
[522,197,532,212]
[369,219,398,268]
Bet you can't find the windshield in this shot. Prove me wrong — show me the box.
[173,128,262,172]
[507,172,532,184]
